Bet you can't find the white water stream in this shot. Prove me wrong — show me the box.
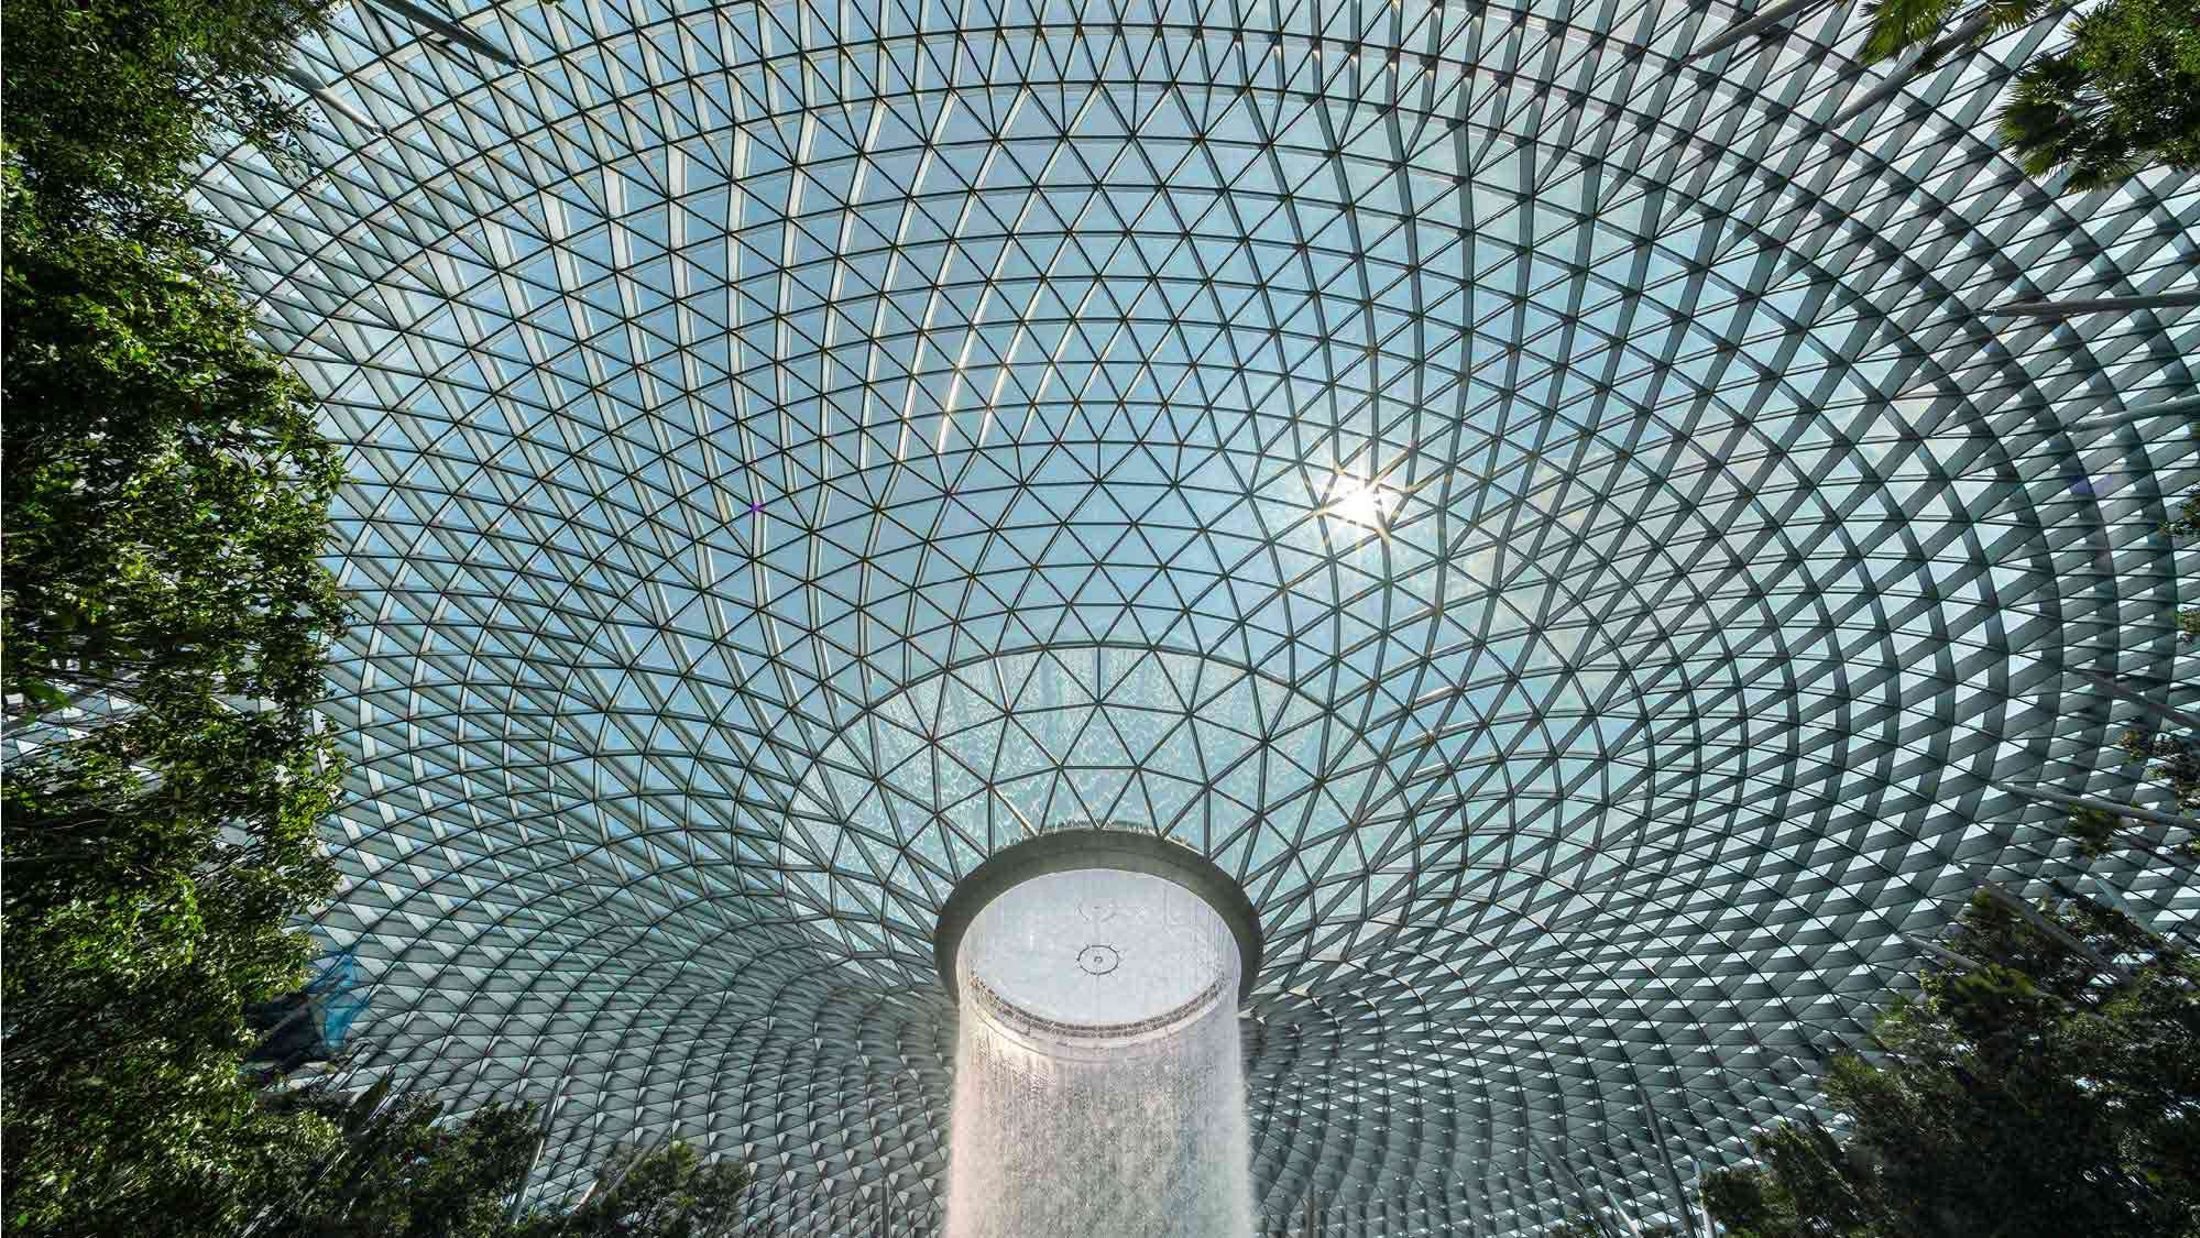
[944,868,1253,1238]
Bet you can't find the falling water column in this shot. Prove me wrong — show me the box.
[943,868,1254,1238]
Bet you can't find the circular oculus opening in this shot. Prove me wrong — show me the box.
[961,869,1234,1040]
[932,829,1264,1032]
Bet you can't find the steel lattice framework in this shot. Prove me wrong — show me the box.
[193,0,2199,1231]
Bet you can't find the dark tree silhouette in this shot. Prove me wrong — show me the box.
[1700,890,2200,1238]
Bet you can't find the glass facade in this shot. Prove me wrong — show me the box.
[194,0,2198,1231]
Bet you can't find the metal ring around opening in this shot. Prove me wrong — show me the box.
[932,827,1264,1004]
[964,970,1229,1043]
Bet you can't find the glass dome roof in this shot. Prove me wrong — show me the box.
[196,0,2198,1231]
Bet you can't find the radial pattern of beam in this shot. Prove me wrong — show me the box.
[186,0,2200,1233]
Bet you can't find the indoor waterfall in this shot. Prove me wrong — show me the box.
[943,868,1254,1238]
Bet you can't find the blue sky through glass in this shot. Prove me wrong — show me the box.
[192,0,2199,1230]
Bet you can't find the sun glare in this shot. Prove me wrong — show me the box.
[1324,472,1398,530]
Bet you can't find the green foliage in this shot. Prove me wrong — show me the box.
[0,0,345,721]
[526,1141,755,1238]
[248,1081,757,1238]
[2120,726,2200,811]
[0,0,349,1232]
[1,0,323,236]
[2068,803,2130,859]
[2066,490,2200,862]
[1701,891,2200,1238]
[1862,0,1971,66]
[1862,0,2200,192]
[0,5,764,1232]
[1999,0,2200,193]
[2108,491,2200,821]
[2168,494,2200,644]
[276,1089,544,1238]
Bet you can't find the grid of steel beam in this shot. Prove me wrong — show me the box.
[192,0,2199,1231]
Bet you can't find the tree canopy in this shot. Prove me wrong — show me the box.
[526,1141,756,1238]
[1,2,773,1233]
[1700,889,2200,1237]
[266,1081,757,1238]
[1699,475,2199,1235]
[1863,0,2200,191]
[1,0,321,230]
[1,0,353,1230]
